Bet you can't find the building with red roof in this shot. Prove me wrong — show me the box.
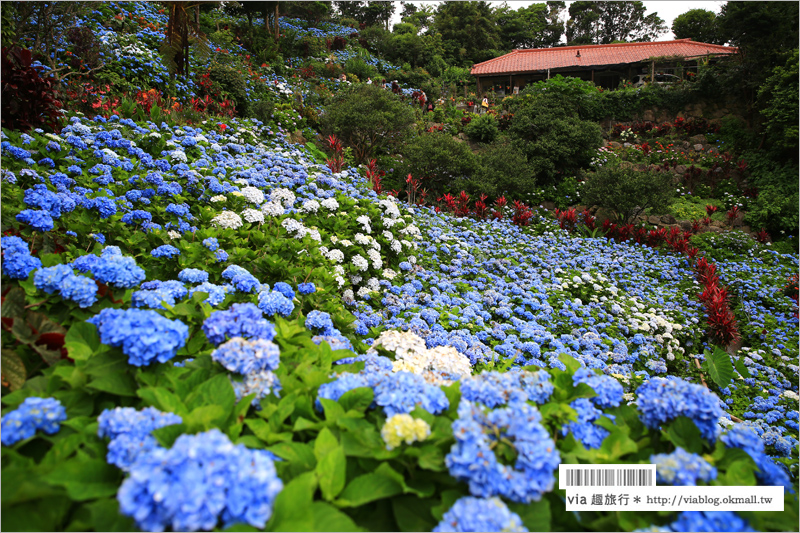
[470,39,737,95]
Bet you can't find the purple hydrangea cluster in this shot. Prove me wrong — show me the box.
[97,406,182,470]
[1,236,41,279]
[651,447,717,486]
[433,497,528,532]
[117,429,283,532]
[202,303,276,346]
[1,397,66,446]
[88,307,189,366]
[446,399,560,503]
[33,264,98,308]
[636,376,724,442]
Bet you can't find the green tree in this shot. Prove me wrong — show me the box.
[671,8,722,44]
[397,132,478,195]
[473,137,536,198]
[508,88,603,185]
[319,84,415,164]
[581,163,675,224]
[163,1,211,78]
[566,1,666,45]
[333,1,394,29]
[757,49,799,164]
[494,1,565,50]
[433,1,501,66]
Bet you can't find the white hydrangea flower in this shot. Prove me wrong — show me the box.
[390,240,402,253]
[382,230,395,241]
[352,254,369,271]
[356,215,372,233]
[400,224,420,237]
[211,211,243,229]
[335,275,346,288]
[281,218,307,238]
[334,265,345,276]
[378,198,401,218]
[383,217,398,228]
[168,230,181,240]
[382,268,398,280]
[234,179,250,185]
[209,195,226,203]
[307,228,322,242]
[342,288,354,301]
[261,201,284,217]
[321,198,339,211]
[241,186,265,204]
[354,233,371,245]
[242,208,265,224]
[325,249,345,263]
[339,239,353,247]
[170,150,187,163]
[301,199,320,213]
[367,248,382,269]
[102,148,119,160]
[350,275,363,285]
[356,286,371,298]
[408,256,416,264]
[270,188,296,207]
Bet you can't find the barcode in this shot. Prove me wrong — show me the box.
[559,465,655,488]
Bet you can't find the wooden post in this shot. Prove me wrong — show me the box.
[547,68,550,79]
[475,75,480,97]
[591,69,594,83]
[650,60,655,82]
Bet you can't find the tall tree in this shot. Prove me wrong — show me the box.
[334,1,394,29]
[433,1,501,66]
[566,1,666,45]
[671,8,722,44]
[494,1,565,50]
[163,1,211,78]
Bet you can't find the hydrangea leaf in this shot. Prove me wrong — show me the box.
[46,458,121,501]
[334,469,403,508]
[663,416,704,454]
[1,349,26,391]
[391,495,437,532]
[64,322,101,362]
[703,346,735,388]
[338,386,373,413]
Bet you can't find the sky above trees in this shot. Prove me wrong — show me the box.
[391,0,726,41]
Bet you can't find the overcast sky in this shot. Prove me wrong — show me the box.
[390,1,727,41]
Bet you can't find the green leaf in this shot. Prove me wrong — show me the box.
[392,495,436,532]
[733,355,751,378]
[1,349,26,391]
[314,428,339,460]
[335,472,403,508]
[137,387,188,418]
[151,423,188,448]
[85,498,136,532]
[723,459,757,486]
[267,471,317,531]
[664,416,704,454]
[309,502,361,532]
[703,346,735,388]
[417,444,446,471]
[319,398,346,423]
[317,445,347,501]
[245,418,273,443]
[267,441,317,472]
[508,499,551,532]
[46,458,121,501]
[64,322,101,362]
[185,373,236,420]
[1,287,26,318]
[87,371,138,397]
[338,387,373,413]
[184,404,227,432]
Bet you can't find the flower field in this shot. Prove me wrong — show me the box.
[1,3,798,532]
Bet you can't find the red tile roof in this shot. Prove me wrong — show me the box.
[471,39,737,76]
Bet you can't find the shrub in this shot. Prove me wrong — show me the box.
[581,163,675,224]
[208,62,249,116]
[508,92,603,186]
[397,132,477,196]
[464,113,499,144]
[744,186,799,238]
[1,46,63,132]
[248,100,274,124]
[473,137,534,198]
[319,83,415,164]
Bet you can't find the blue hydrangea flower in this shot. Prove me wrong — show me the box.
[202,303,276,346]
[231,370,282,406]
[97,406,182,470]
[636,377,724,442]
[202,237,219,251]
[257,290,294,317]
[211,337,280,375]
[16,209,54,232]
[373,371,449,417]
[651,447,717,486]
[272,282,295,300]
[1,397,67,445]
[305,310,335,335]
[151,244,180,258]
[57,272,99,308]
[720,425,793,489]
[434,497,528,532]
[91,253,146,289]
[117,429,283,531]
[668,511,754,532]
[88,308,189,366]
[178,268,209,284]
[297,282,316,295]
[189,282,227,306]
[1,236,41,279]
[562,398,610,449]
[215,249,229,262]
[33,264,73,294]
[446,399,560,503]
[573,367,624,408]
[461,369,553,407]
